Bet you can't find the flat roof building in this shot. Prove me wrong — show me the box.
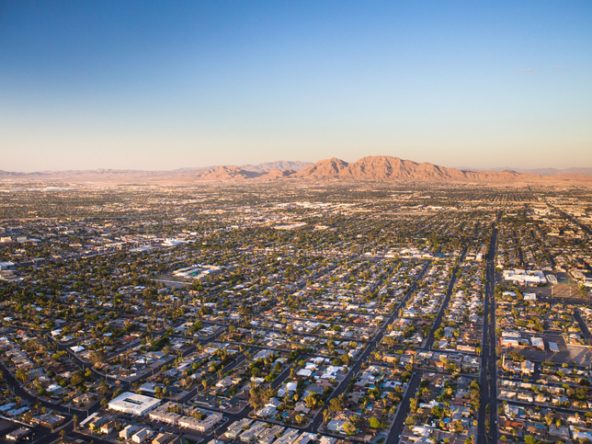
[109,392,161,416]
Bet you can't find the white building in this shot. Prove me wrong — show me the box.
[132,428,153,443]
[178,413,222,432]
[503,269,546,285]
[0,261,14,270]
[120,425,140,440]
[108,392,161,416]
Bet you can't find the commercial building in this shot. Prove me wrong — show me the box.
[502,269,547,285]
[5,428,30,441]
[108,392,161,416]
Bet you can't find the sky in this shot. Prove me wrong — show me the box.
[1,1,591,172]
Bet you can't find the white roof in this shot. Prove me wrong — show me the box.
[109,392,161,415]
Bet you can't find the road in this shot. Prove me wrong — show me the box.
[0,360,87,417]
[385,373,422,444]
[574,311,592,345]
[477,211,501,444]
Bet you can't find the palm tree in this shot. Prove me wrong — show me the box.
[304,395,318,409]
[15,369,27,384]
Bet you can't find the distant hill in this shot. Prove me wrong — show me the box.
[474,167,592,176]
[193,165,261,181]
[240,161,312,173]
[0,160,309,183]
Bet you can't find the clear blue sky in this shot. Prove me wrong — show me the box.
[1,1,591,171]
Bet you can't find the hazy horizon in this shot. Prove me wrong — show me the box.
[2,1,591,172]
[3,155,592,175]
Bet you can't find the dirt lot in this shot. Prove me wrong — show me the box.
[522,273,590,304]
[506,346,592,366]
[507,334,592,367]
[499,272,588,302]
[528,283,582,299]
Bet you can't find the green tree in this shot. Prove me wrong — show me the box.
[343,422,357,435]
[368,417,382,429]
[329,397,343,412]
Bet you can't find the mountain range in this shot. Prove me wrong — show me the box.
[1,156,591,185]
[0,161,311,182]
[478,167,592,176]
[191,156,592,184]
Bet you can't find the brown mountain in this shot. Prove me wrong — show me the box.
[292,157,349,179]
[258,168,297,179]
[240,161,312,173]
[193,165,261,181]
[192,166,297,181]
[190,156,529,183]
[293,155,524,182]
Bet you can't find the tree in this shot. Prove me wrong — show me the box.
[16,369,27,384]
[431,405,443,418]
[89,350,107,363]
[70,371,85,386]
[368,417,381,429]
[433,328,444,340]
[249,386,264,410]
[23,411,34,423]
[343,422,357,435]
[304,395,318,409]
[329,397,342,412]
